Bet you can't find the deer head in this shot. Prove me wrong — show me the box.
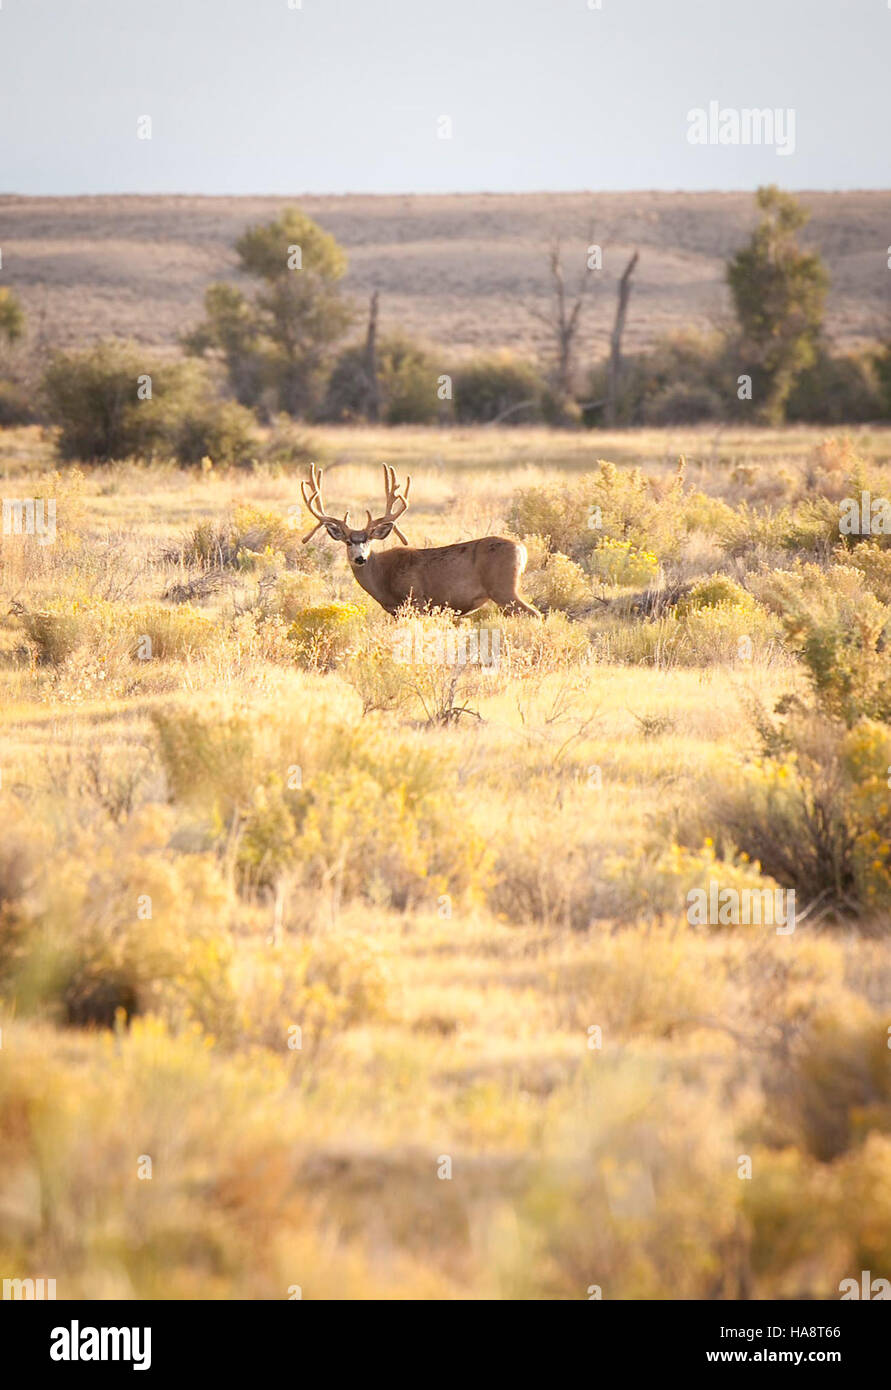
[301,463,411,565]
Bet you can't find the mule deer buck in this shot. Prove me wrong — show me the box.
[300,463,542,617]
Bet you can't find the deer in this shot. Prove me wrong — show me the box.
[300,463,542,618]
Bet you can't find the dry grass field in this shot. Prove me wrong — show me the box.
[3,191,891,362]
[1,421,890,1299]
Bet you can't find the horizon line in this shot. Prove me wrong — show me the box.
[2,186,890,201]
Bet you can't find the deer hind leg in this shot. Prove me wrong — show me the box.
[500,596,544,618]
[483,541,542,618]
[489,576,543,617]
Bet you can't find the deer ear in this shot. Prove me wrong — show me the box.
[325,521,345,540]
[370,522,394,540]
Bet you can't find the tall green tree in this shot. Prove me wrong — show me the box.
[727,186,829,423]
[184,283,262,407]
[185,209,352,418]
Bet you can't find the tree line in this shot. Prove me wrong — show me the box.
[1,186,890,460]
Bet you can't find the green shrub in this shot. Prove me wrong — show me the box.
[582,326,885,428]
[0,288,25,344]
[230,504,303,566]
[681,602,777,665]
[691,717,855,907]
[42,341,173,461]
[151,703,491,907]
[297,751,491,907]
[13,595,221,668]
[263,571,331,621]
[378,336,440,424]
[127,604,220,660]
[716,502,794,559]
[14,595,123,666]
[321,344,378,422]
[525,551,592,611]
[591,601,779,669]
[41,340,260,465]
[787,348,884,425]
[846,543,891,603]
[18,606,83,665]
[755,563,891,724]
[508,459,688,565]
[641,382,723,425]
[609,838,784,925]
[168,399,259,467]
[586,331,731,428]
[152,707,265,827]
[342,636,416,715]
[695,709,891,917]
[452,352,544,425]
[780,497,844,557]
[675,574,754,615]
[183,503,308,569]
[323,335,439,424]
[8,809,238,1031]
[258,416,316,467]
[779,1003,891,1160]
[0,379,36,425]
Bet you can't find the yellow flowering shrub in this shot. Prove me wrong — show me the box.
[844,720,891,908]
[588,537,660,587]
[288,601,367,670]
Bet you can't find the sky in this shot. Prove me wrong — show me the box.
[0,0,888,195]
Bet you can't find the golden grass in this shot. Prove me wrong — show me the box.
[1,424,890,1299]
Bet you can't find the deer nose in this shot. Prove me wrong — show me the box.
[353,555,367,566]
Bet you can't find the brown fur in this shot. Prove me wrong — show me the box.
[350,537,541,617]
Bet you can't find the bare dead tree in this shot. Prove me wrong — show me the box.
[529,238,595,417]
[604,251,639,427]
[363,290,381,423]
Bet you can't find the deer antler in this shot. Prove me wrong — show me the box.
[367,464,411,545]
[300,463,350,543]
